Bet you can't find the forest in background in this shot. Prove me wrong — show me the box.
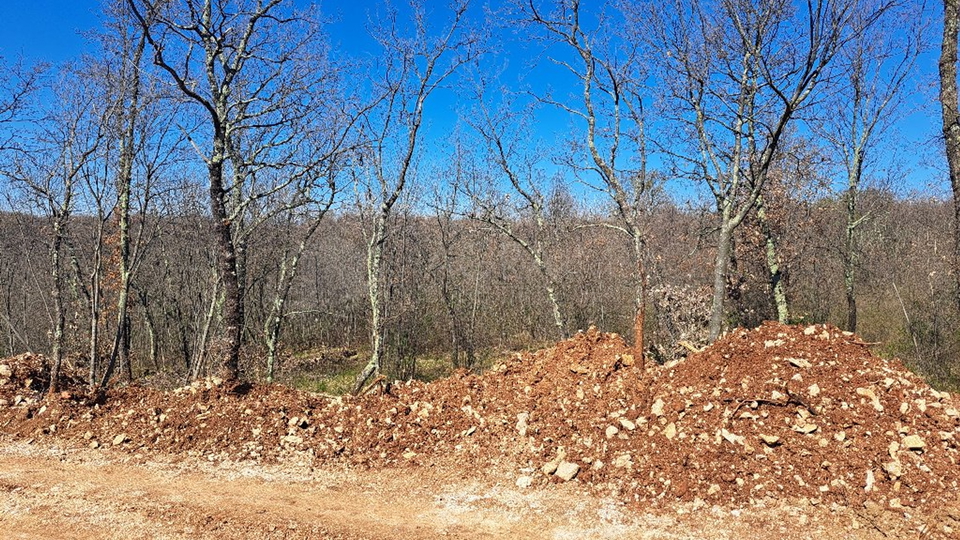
[2,0,959,392]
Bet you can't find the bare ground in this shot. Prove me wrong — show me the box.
[1,322,959,539]
[0,438,933,540]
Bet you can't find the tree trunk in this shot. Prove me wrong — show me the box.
[88,246,101,386]
[49,219,66,394]
[264,231,316,382]
[843,164,861,332]
[756,196,789,324]
[708,215,735,341]
[354,217,387,394]
[632,232,646,368]
[208,156,242,380]
[940,0,960,314]
[537,257,566,340]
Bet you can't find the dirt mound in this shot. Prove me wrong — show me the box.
[1,322,958,537]
[643,323,960,510]
[0,353,85,398]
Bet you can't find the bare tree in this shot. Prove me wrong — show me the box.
[3,63,106,392]
[351,0,481,393]
[462,88,569,340]
[941,0,960,313]
[427,176,480,369]
[127,0,341,380]
[639,0,881,340]
[262,166,345,382]
[812,0,926,332]
[522,0,652,362]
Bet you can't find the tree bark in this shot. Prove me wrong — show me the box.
[940,0,960,314]
[49,218,66,394]
[209,156,242,380]
[843,162,861,332]
[632,233,646,367]
[354,216,388,393]
[756,195,789,324]
[709,214,735,341]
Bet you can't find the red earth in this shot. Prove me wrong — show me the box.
[1,322,958,538]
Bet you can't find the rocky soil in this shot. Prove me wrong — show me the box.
[1,322,958,538]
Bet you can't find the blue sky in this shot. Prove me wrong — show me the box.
[0,0,946,202]
[0,0,100,61]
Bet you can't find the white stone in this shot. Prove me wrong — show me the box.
[555,461,580,481]
[902,434,925,450]
[760,434,780,446]
[651,399,665,417]
[516,412,530,437]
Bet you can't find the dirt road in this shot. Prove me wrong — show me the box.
[0,439,645,540]
[0,439,918,540]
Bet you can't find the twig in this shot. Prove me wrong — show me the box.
[359,374,386,396]
[892,281,921,360]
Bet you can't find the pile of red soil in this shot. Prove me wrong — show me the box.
[1,323,958,527]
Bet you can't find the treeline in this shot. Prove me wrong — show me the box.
[1,0,956,391]
[2,188,957,388]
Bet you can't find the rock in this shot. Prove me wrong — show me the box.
[721,429,744,445]
[787,357,812,368]
[663,423,677,440]
[402,451,417,460]
[808,383,821,397]
[618,418,636,431]
[0,364,11,377]
[516,412,530,437]
[516,475,533,488]
[542,448,566,475]
[605,425,619,439]
[82,431,93,440]
[651,399,665,417]
[760,434,781,446]
[855,387,883,412]
[792,423,818,434]
[888,441,899,459]
[865,469,875,492]
[112,433,127,446]
[902,434,925,451]
[883,460,903,479]
[555,461,580,481]
[613,453,633,469]
[707,484,721,495]
[89,441,99,449]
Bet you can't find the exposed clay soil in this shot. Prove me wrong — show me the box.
[1,322,959,539]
